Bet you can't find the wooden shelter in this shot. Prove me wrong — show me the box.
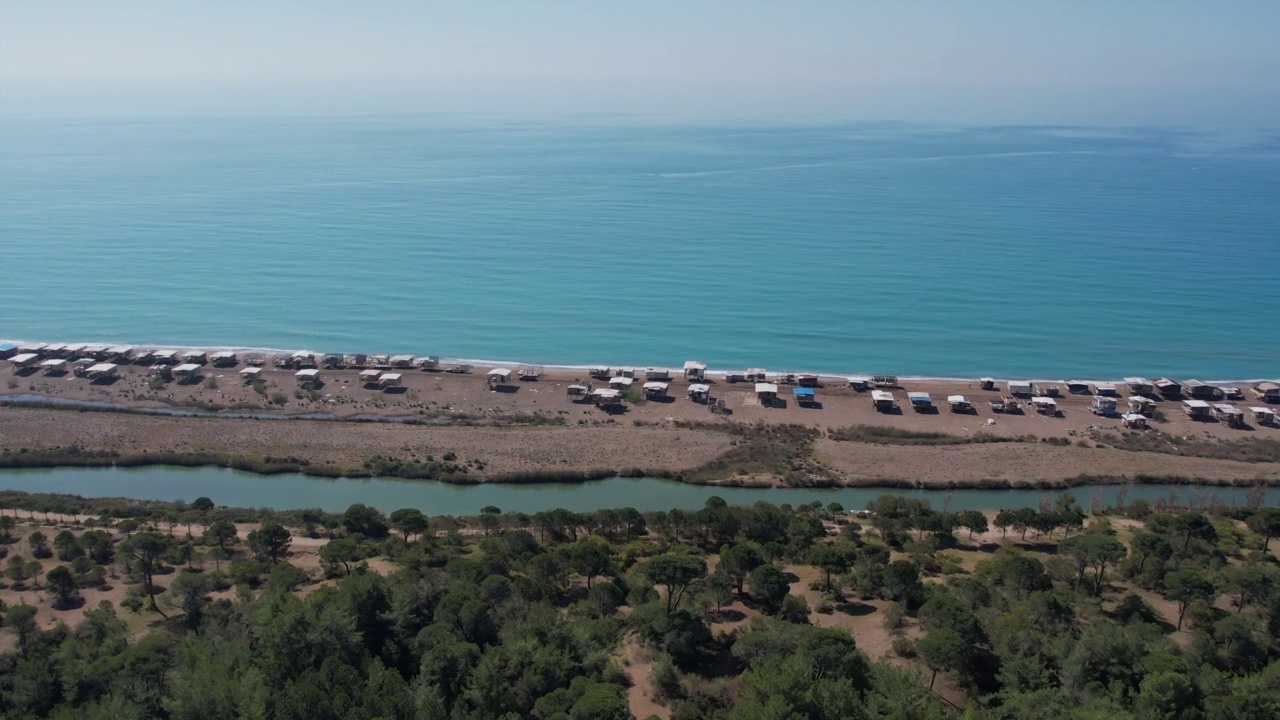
[294,369,320,387]
[643,381,669,400]
[687,383,711,403]
[683,361,706,381]
[1182,399,1211,419]
[947,395,971,412]
[871,390,895,412]
[486,368,513,389]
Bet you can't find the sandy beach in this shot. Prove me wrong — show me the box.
[3,355,1279,487]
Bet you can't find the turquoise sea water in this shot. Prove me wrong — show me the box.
[2,116,1278,379]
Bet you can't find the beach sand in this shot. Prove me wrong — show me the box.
[3,360,1279,486]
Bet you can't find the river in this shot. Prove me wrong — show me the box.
[0,466,1275,516]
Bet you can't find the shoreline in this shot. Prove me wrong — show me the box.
[4,337,1275,385]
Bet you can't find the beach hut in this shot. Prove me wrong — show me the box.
[567,384,589,399]
[755,382,778,405]
[1250,407,1276,426]
[1182,399,1211,419]
[1221,387,1244,400]
[1153,378,1181,397]
[747,368,768,383]
[106,346,135,362]
[447,363,472,374]
[181,350,207,365]
[239,366,263,383]
[908,392,933,411]
[1039,384,1062,397]
[793,387,817,406]
[683,361,707,382]
[10,352,39,371]
[16,343,48,357]
[487,368,513,389]
[70,356,94,376]
[148,364,173,381]
[1214,404,1245,427]
[643,381,669,400]
[1128,396,1157,415]
[797,374,819,388]
[1008,381,1033,397]
[591,388,622,407]
[40,358,68,375]
[173,363,202,383]
[378,372,402,390]
[211,351,238,367]
[979,377,996,391]
[872,390,896,412]
[1031,396,1058,415]
[152,350,179,365]
[0,343,17,360]
[390,354,415,369]
[358,368,381,385]
[723,371,747,384]
[295,368,320,387]
[86,363,118,381]
[82,345,109,359]
[589,366,612,380]
[1065,380,1090,395]
[519,365,543,381]
[617,367,636,378]
[291,352,318,369]
[644,367,671,381]
[416,356,441,370]
[1125,377,1155,395]
[608,376,634,389]
[687,383,711,403]
[1122,413,1148,429]
[1253,382,1280,403]
[873,375,899,388]
[848,377,871,391]
[1183,380,1219,400]
[1090,397,1118,416]
[344,353,367,368]
[319,353,342,369]
[1093,383,1119,397]
[948,395,971,413]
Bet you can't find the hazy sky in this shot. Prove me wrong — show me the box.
[3,0,1279,124]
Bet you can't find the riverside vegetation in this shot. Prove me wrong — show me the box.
[1,490,1280,719]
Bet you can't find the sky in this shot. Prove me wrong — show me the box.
[3,0,1279,125]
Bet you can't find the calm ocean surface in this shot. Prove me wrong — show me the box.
[2,116,1277,379]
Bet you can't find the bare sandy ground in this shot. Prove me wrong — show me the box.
[4,359,1279,486]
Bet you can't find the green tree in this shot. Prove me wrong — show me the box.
[917,628,967,690]
[121,531,174,614]
[643,553,707,614]
[1059,533,1127,595]
[1163,568,1216,630]
[1246,507,1280,554]
[956,509,989,539]
[4,604,38,656]
[719,543,764,595]
[202,519,237,571]
[1222,563,1278,613]
[52,530,83,561]
[341,503,389,538]
[0,515,15,541]
[27,530,50,558]
[1132,532,1173,574]
[810,543,852,593]
[389,507,429,541]
[1134,670,1200,720]
[319,537,361,576]
[247,522,292,564]
[80,529,115,565]
[168,570,210,627]
[748,564,791,614]
[567,536,613,590]
[45,564,78,606]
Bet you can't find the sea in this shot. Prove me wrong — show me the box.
[2,115,1278,380]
